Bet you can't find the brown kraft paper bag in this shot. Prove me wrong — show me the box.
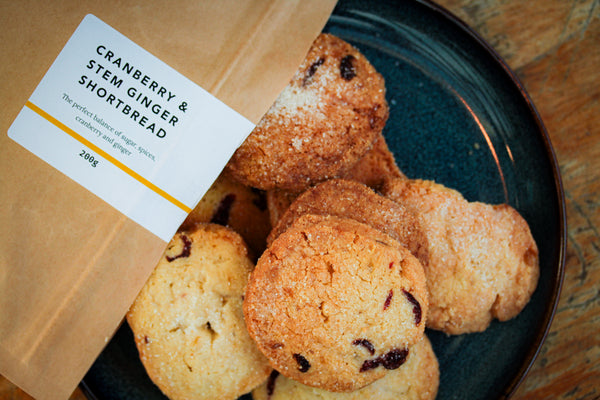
[0,1,337,398]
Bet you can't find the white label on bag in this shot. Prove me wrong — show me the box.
[8,14,255,241]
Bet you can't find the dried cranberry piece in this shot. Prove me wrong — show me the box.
[293,353,311,372]
[210,193,236,225]
[403,290,422,325]
[303,57,325,86]
[359,348,409,372]
[384,289,394,310]
[266,370,280,397]
[381,348,409,370]
[359,358,380,372]
[340,55,356,80]
[352,338,375,355]
[166,234,192,262]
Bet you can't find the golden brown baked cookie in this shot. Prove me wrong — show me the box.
[265,132,405,227]
[244,214,428,392]
[382,178,540,334]
[340,131,405,190]
[179,171,271,258]
[252,335,439,400]
[226,33,389,191]
[266,179,428,269]
[266,187,303,228]
[127,224,271,400]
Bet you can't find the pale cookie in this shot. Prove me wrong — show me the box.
[382,178,540,334]
[252,335,439,400]
[244,214,428,392]
[179,171,271,258]
[127,224,271,400]
[226,33,388,191]
[266,179,428,269]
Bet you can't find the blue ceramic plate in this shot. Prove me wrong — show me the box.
[81,1,566,399]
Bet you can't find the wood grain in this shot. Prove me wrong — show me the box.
[1,0,598,399]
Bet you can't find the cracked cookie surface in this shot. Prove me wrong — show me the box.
[243,214,428,392]
[127,224,271,400]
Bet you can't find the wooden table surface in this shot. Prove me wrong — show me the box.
[1,0,598,399]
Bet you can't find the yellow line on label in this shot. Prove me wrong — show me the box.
[25,101,192,214]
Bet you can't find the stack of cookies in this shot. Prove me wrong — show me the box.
[126,33,539,400]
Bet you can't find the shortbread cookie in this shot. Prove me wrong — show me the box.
[340,131,405,190]
[266,188,303,228]
[226,33,389,191]
[179,171,271,258]
[267,179,428,269]
[244,215,428,392]
[127,224,271,400]
[382,178,539,334]
[265,132,404,227]
[252,336,439,400]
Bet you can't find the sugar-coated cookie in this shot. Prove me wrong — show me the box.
[179,171,271,258]
[244,214,428,392]
[127,224,271,400]
[265,132,404,227]
[267,179,428,269]
[252,335,439,400]
[382,178,539,334]
[226,33,388,191]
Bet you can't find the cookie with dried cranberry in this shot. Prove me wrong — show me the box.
[127,224,271,400]
[226,33,389,191]
[382,178,540,334]
[252,335,439,400]
[244,214,428,392]
[179,171,271,258]
[266,179,428,269]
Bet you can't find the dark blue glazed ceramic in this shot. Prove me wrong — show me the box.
[81,1,566,399]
